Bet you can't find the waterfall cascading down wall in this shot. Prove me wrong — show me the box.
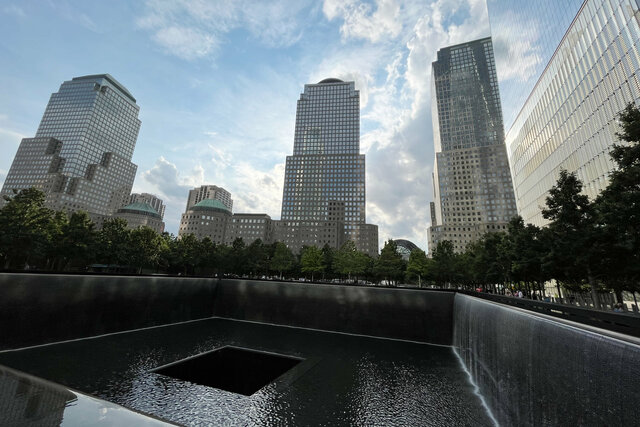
[453,293,640,426]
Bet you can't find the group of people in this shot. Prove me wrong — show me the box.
[505,289,524,298]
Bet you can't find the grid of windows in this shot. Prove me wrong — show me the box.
[279,79,377,255]
[0,74,140,216]
[36,76,140,180]
[281,154,365,223]
[293,82,360,155]
[496,0,640,226]
[428,38,518,253]
[283,81,366,225]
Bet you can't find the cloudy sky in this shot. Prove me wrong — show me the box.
[0,0,546,251]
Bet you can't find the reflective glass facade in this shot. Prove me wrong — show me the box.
[428,38,518,253]
[1,74,141,216]
[282,80,365,224]
[488,0,584,130]
[279,79,377,255]
[489,0,640,225]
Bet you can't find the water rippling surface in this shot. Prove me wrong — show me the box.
[0,319,492,426]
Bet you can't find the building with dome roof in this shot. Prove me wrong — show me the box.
[113,202,165,233]
[178,198,232,243]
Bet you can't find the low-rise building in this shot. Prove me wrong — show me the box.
[225,213,274,245]
[113,202,165,233]
[178,199,231,243]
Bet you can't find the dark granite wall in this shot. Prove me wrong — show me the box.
[0,274,455,350]
[453,293,640,426]
[214,279,454,345]
[0,274,217,350]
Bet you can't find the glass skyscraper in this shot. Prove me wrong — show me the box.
[278,78,378,255]
[428,37,518,253]
[1,74,141,216]
[488,0,640,226]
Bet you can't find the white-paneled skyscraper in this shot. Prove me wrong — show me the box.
[278,78,378,255]
[428,38,518,253]
[1,74,141,216]
[488,0,640,226]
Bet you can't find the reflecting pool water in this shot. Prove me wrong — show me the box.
[0,318,493,426]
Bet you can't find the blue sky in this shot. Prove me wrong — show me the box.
[0,0,543,251]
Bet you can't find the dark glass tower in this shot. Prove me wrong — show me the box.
[278,78,377,255]
[1,74,141,216]
[428,37,517,253]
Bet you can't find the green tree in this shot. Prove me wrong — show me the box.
[542,170,604,308]
[0,188,56,269]
[406,248,430,286]
[333,240,368,282]
[430,240,460,288]
[270,242,295,279]
[595,103,640,302]
[300,245,325,281]
[321,244,335,279]
[97,217,131,269]
[57,211,96,270]
[374,240,405,286]
[229,238,248,275]
[129,226,165,273]
[169,233,202,275]
[246,239,269,276]
[506,216,547,298]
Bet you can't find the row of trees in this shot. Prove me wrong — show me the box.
[403,104,640,307]
[1,104,638,303]
[0,187,407,282]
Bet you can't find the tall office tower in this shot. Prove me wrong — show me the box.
[185,185,233,212]
[1,74,141,217]
[279,78,378,255]
[427,38,518,253]
[129,192,166,219]
[488,0,640,226]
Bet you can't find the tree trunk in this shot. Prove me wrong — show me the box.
[587,268,601,310]
[556,282,563,303]
[614,289,624,305]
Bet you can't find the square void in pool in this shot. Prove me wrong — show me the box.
[152,346,302,396]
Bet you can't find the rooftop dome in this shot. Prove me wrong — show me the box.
[118,202,161,219]
[318,78,344,84]
[192,199,231,214]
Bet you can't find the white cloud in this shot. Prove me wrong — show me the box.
[231,162,285,216]
[135,157,207,234]
[132,0,494,250]
[137,0,311,60]
[314,0,491,250]
[491,11,542,82]
[323,0,403,43]
[3,5,25,18]
[152,26,218,60]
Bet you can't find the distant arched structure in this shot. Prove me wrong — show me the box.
[391,239,420,261]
